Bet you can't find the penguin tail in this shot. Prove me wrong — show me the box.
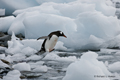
[37,36,48,40]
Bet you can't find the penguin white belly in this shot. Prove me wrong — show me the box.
[45,35,58,52]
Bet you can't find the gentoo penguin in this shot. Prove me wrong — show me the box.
[37,31,67,53]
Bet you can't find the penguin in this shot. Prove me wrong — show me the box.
[37,31,67,53]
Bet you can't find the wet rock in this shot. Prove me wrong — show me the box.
[0,32,11,47]
[16,33,25,40]
[0,35,11,42]
[0,76,2,79]
[0,32,5,37]
[20,75,26,79]
[57,52,82,58]
[22,72,42,78]
[1,59,10,65]
[116,2,120,8]
[0,67,11,77]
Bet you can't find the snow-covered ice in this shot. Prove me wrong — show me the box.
[12,62,31,71]
[43,52,77,62]
[0,16,15,32]
[32,65,48,72]
[0,70,21,80]
[108,62,120,72]
[29,61,44,69]
[26,55,42,61]
[62,51,111,80]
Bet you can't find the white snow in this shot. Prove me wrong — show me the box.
[11,54,26,62]
[26,55,42,61]
[0,54,5,59]
[32,65,48,72]
[29,61,44,68]
[62,51,111,80]
[0,46,7,51]
[21,47,37,56]
[43,52,77,62]
[5,32,24,54]
[21,39,42,51]
[12,62,31,71]
[0,16,15,32]
[55,41,67,51]
[108,62,120,72]
[1,70,21,80]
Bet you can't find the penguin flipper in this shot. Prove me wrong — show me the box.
[37,36,49,40]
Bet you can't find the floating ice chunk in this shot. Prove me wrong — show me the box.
[26,55,42,61]
[115,51,120,56]
[103,34,120,48]
[0,46,7,51]
[21,47,37,56]
[0,54,5,59]
[100,49,120,54]
[5,32,24,54]
[55,41,67,51]
[106,0,114,6]
[4,55,13,63]
[0,60,9,68]
[23,13,77,39]
[0,16,15,32]
[13,4,61,16]
[29,61,45,68]
[108,62,120,72]
[11,54,26,62]
[81,35,104,50]
[2,70,21,80]
[77,0,116,16]
[49,76,63,80]
[32,65,48,72]
[43,52,77,62]
[36,0,76,4]
[12,62,31,71]
[97,55,114,60]
[21,39,43,51]
[8,11,40,36]
[62,51,111,80]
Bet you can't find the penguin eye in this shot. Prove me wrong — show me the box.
[60,31,63,34]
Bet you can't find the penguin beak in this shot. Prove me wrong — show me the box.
[63,35,67,38]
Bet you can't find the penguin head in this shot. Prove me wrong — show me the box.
[58,31,67,38]
[49,31,67,38]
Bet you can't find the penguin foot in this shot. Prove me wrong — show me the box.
[49,49,55,52]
